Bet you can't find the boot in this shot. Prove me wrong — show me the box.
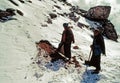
[92,69,100,74]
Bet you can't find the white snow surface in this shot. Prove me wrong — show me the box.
[0,0,120,83]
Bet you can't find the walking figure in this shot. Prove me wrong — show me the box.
[85,28,106,74]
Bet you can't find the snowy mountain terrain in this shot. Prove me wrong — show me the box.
[0,0,120,83]
[68,0,120,34]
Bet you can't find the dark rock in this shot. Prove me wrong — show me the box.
[58,0,72,6]
[52,10,56,12]
[0,8,16,21]
[68,6,81,22]
[69,6,79,12]
[73,46,79,49]
[0,11,9,19]
[54,5,61,10]
[73,17,80,22]
[16,9,24,16]
[63,13,68,16]
[69,6,85,15]
[77,22,89,28]
[46,18,52,24]
[58,0,66,2]
[6,8,16,15]
[18,0,25,3]
[102,21,118,41]
[41,24,48,27]
[62,0,66,2]
[52,0,57,3]
[9,0,19,6]
[65,2,72,7]
[78,9,87,14]
[69,12,74,17]
[27,0,32,3]
[57,13,64,16]
[75,6,118,41]
[68,12,80,22]
[85,6,111,21]
[49,13,57,19]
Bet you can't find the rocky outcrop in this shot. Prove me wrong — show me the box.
[68,12,80,22]
[74,5,118,41]
[70,6,80,14]
[85,6,111,21]
[68,6,81,22]
[58,4,118,41]
[102,20,118,41]
[0,8,24,22]
[0,8,16,21]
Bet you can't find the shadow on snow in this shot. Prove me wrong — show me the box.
[81,68,101,83]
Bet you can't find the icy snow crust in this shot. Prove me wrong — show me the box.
[0,0,120,83]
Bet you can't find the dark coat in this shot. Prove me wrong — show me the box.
[61,28,74,44]
[57,28,74,59]
[89,33,105,70]
[93,33,105,55]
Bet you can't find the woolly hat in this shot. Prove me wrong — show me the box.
[63,23,68,27]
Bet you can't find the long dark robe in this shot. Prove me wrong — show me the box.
[58,28,74,59]
[89,33,105,70]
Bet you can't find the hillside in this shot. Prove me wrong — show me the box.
[0,0,120,83]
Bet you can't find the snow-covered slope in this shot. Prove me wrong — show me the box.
[0,0,120,83]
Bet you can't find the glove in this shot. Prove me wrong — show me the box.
[57,42,64,52]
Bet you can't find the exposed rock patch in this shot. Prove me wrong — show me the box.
[16,9,24,16]
[35,40,81,69]
[49,13,57,19]
[102,20,118,41]
[0,8,16,22]
[70,5,118,41]
[9,0,19,6]
[18,0,25,3]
